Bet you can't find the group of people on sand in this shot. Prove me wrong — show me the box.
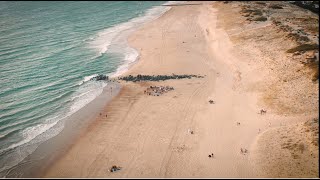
[144,85,174,96]
[240,148,248,154]
[260,109,267,115]
[109,165,121,172]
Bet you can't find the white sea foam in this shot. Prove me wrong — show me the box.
[0,81,107,164]
[89,2,176,78]
[0,81,107,160]
[0,117,64,174]
[70,81,107,113]
[110,46,139,78]
[0,118,59,156]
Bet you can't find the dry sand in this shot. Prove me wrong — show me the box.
[43,1,319,178]
[214,1,319,178]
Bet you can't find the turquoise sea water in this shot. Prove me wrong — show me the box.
[0,1,170,175]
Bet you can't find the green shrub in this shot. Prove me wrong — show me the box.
[253,16,267,21]
[286,44,319,53]
[269,4,283,9]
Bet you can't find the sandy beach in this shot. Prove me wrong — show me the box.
[43,1,319,178]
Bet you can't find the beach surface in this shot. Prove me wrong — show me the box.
[43,1,319,178]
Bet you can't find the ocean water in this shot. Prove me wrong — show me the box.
[0,1,172,175]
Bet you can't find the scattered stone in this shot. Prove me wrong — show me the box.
[209,100,215,104]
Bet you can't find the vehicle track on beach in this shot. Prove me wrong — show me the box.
[85,86,155,177]
[122,95,178,177]
[86,82,180,177]
[157,5,217,177]
[122,6,214,176]
[159,74,214,177]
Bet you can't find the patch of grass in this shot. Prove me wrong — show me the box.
[312,71,319,82]
[241,9,263,14]
[286,44,319,53]
[298,17,319,23]
[298,143,305,153]
[308,61,319,82]
[286,33,310,42]
[304,118,319,146]
[292,153,300,159]
[252,10,263,16]
[272,20,282,26]
[256,2,266,5]
[279,24,294,32]
[305,25,319,35]
[253,16,268,21]
[269,4,283,9]
[312,139,319,146]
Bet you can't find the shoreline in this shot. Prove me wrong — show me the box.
[43,1,318,178]
[0,2,172,177]
[2,82,121,178]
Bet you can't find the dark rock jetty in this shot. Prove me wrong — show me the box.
[90,74,108,81]
[118,74,204,82]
